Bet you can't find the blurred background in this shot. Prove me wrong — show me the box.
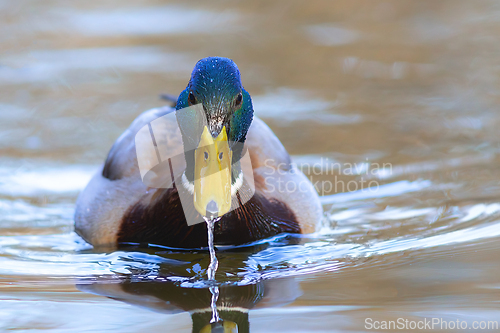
[2,0,500,332]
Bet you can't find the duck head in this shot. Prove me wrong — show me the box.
[176,57,254,219]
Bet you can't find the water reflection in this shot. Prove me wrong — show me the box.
[78,274,300,333]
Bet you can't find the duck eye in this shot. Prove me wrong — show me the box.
[188,92,197,105]
[235,93,243,106]
[218,152,223,160]
[204,151,209,160]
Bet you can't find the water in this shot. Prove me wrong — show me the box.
[204,216,221,324]
[2,0,500,332]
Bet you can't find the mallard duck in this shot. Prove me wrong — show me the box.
[75,57,323,248]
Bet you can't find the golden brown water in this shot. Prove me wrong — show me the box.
[2,0,500,332]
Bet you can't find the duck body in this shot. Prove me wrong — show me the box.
[75,57,323,248]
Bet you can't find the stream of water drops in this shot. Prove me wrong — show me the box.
[204,216,221,324]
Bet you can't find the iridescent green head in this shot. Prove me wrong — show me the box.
[176,57,253,146]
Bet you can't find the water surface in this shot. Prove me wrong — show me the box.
[2,0,500,332]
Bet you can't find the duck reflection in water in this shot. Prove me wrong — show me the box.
[77,275,301,333]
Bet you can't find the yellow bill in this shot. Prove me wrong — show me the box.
[194,125,232,217]
[200,321,238,333]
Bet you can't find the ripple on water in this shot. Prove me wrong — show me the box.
[0,163,97,197]
[2,161,500,293]
[56,6,242,37]
[0,47,195,85]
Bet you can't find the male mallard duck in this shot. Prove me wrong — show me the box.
[75,57,323,248]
